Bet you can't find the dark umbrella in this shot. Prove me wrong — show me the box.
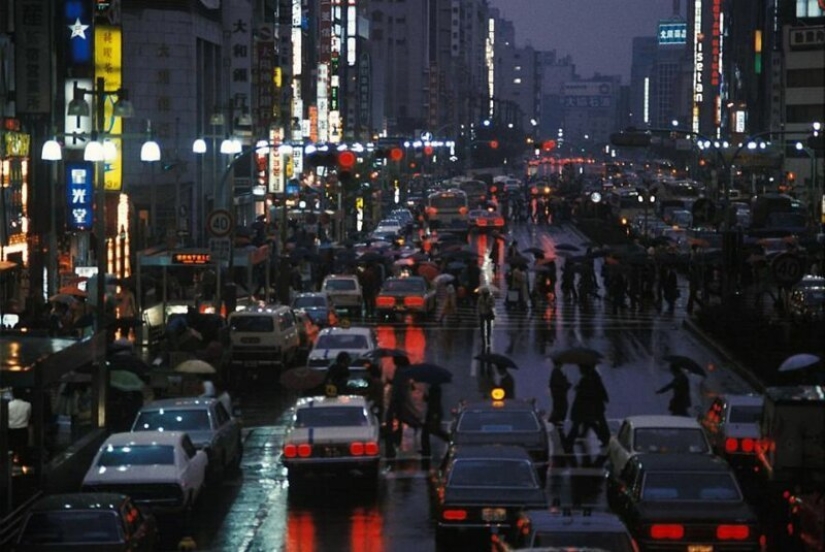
[404,362,453,384]
[551,347,604,365]
[506,254,529,266]
[447,261,467,271]
[522,247,545,256]
[279,367,326,391]
[663,355,706,377]
[554,243,580,252]
[361,348,410,361]
[474,352,519,370]
[357,251,385,263]
[409,252,431,263]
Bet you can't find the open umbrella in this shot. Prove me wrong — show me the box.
[474,352,519,370]
[506,254,529,266]
[446,261,467,271]
[417,262,440,281]
[280,367,326,391]
[663,355,706,377]
[48,293,78,305]
[554,243,580,252]
[174,359,217,374]
[58,285,88,298]
[405,362,453,384]
[358,251,386,264]
[522,247,545,256]
[551,347,604,366]
[433,273,456,284]
[109,370,146,392]
[394,257,415,267]
[778,353,821,372]
[361,347,410,360]
[476,283,500,295]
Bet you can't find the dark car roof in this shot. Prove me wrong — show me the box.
[29,493,130,512]
[459,399,539,413]
[632,452,733,471]
[450,444,533,460]
[138,397,218,410]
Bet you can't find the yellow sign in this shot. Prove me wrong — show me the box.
[95,25,123,191]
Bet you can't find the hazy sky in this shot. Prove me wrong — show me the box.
[489,0,681,81]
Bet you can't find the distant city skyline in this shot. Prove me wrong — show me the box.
[490,0,682,81]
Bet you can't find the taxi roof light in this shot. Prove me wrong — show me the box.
[490,387,506,401]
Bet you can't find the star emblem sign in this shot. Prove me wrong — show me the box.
[68,18,90,40]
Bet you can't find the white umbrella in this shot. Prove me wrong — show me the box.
[778,354,821,372]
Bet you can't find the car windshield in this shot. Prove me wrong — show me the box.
[294,296,327,308]
[448,459,537,488]
[325,279,357,291]
[230,315,274,332]
[315,333,369,350]
[133,408,211,432]
[533,531,634,551]
[642,471,742,501]
[383,279,426,293]
[97,444,176,466]
[632,428,709,453]
[19,511,121,544]
[456,410,541,432]
[295,406,369,428]
[728,405,763,424]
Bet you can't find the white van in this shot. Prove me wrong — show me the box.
[228,305,301,372]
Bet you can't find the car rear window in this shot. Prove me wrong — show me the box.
[533,531,634,551]
[456,410,541,432]
[295,406,368,428]
[133,408,211,432]
[632,428,709,453]
[294,296,327,308]
[448,459,537,488]
[230,315,274,332]
[383,279,426,293]
[315,333,369,350]
[642,471,742,501]
[325,279,357,291]
[728,405,763,424]
[97,444,176,466]
[20,511,121,544]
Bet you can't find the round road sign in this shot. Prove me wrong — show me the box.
[771,252,805,286]
[207,209,233,237]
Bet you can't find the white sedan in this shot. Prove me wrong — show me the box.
[282,395,382,485]
[306,326,377,369]
[606,415,713,479]
[81,431,208,514]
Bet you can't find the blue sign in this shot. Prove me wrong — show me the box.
[658,22,687,45]
[65,161,94,231]
[65,0,92,65]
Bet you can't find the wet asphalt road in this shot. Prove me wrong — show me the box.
[155,222,756,551]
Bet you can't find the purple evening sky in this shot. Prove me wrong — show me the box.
[489,0,682,81]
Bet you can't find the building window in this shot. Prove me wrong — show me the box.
[796,0,824,17]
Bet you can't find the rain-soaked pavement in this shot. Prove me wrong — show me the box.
[156,221,756,551]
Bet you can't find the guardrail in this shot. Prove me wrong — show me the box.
[0,491,41,546]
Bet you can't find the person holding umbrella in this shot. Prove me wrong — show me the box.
[420,383,450,457]
[477,286,496,351]
[566,364,610,449]
[496,365,516,399]
[548,361,571,429]
[656,364,691,416]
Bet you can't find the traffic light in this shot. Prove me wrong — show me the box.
[610,131,652,147]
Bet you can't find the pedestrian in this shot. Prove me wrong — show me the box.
[496,366,516,399]
[476,286,496,351]
[548,362,571,429]
[511,265,529,310]
[325,352,351,395]
[566,364,611,449]
[7,388,32,461]
[662,267,679,313]
[365,361,385,421]
[438,282,457,324]
[656,364,691,416]
[420,383,450,457]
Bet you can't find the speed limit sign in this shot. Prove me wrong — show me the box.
[206,209,233,237]
[771,252,805,286]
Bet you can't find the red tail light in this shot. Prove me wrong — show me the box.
[364,442,380,456]
[458,206,468,215]
[740,438,755,453]
[376,296,395,308]
[283,444,297,458]
[350,442,365,456]
[297,444,312,457]
[725,437,738,453]
[442,509,467,521]
[650,524,684,540]
[404,296,425,308]
[476,218,488,226]
[493,218,504,226]
[426,207,438,216]
[717,524,750,540]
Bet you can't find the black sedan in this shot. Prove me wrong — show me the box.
[606,453,761,551]
[450,397,549,481]
[430,444,548,549]
[14,493,158,551]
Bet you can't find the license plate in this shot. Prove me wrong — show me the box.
[481,508,507,522]
[688,546,713,552]
[323,446,341,457]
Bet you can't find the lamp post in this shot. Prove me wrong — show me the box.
[795,141,817,214]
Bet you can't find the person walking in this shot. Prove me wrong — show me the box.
[8,388,32,461]
[662,267,679,313]
[656,365,691,416]
[476,286,496,351]
[548,362,571,430]
[420,383,450,457]
[496,366,516,399]
[566,365,611,449]
[325,352,352,395]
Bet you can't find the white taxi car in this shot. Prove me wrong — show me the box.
[306,325,377,369]
[607,415,713,479]
[321,274,364,317]
[282,395,381,484]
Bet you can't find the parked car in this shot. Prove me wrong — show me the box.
[607,415,713,479]
[430,444,548,547]
[607,453,761,552]
[14,493,158,551]
[81,431,208,514]
[306,326,377,369]
[699,393,764,469]
[130,397,243,481]
[321,274,364,317]
[291,292,337,327]
[374,276,437,319]
[281,395,381,484]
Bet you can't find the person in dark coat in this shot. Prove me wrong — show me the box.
[548,362,571,429]
[566,364,610,448]
[420,383,450,457]
[496,366,516,399]
[656,365,691,416]
[662,267,679,313]
[325,352,351,395]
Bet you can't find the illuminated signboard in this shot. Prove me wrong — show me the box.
[95,25,123,191]
[66,161,94,231]
[658,22,687,45]
[172,253,211,265]
[65,0,92,66]
[692,0,703,133]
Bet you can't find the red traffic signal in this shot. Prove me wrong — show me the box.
[489,140,499,150]
[542,140,557,151]
[338,150,357,169]
[389,147,404,162]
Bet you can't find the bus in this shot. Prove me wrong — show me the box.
[425,189,469,235]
